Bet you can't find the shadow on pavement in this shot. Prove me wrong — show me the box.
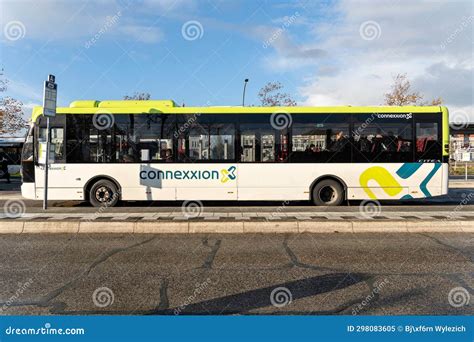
[38,272,368,315]
[152,272,368,315]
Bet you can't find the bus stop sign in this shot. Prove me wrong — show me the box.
[43,74,57,117]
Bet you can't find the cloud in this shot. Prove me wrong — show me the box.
[21,101,40,122]
[6,79,42,102]
[413,62,473,107]
[251,24,328,71]
[293,0,473,121]
[1,0,191,44]
[1,0,109,41]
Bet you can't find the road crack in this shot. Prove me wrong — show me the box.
[200,238,222,269]
[0,236,157,313]
[282,236,344,273]
[417,233,474,262]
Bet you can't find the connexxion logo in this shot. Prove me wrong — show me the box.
[220,166,236,183]
[139,166,237,184]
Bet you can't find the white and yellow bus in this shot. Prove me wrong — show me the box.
[21,100,449,206]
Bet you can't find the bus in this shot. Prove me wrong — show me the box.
[21,100,449,207]
[0,137,24,177]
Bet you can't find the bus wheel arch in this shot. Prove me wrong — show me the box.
[84,176,121,207]
[310,176,346,206]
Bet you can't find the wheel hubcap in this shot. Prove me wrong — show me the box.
[319,186,336,204]
[95,186,113,203]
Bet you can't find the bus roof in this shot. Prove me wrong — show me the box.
[31,99,446,122]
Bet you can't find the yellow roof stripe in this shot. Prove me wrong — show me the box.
[31,100,445,122]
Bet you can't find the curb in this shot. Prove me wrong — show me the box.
[0,220,472,234]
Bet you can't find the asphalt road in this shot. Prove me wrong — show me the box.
[0,233,472,315]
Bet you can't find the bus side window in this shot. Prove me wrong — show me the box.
[352,114,413,163]
[290,114,350,163]
[138,117,174,163]
[277,132,289,162]
[50,128,65,163]
[240,133,256,162]
[38,124,65,163]
[188,125,210,160]
[415,121,441,161]
[177,135,187,161]
[239,122,276,163]
[180,115,236,162]
[210,123,235,161]
[261,133,275,162]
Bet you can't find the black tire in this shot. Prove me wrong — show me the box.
[89,179,120,207]
[312,179,344,206]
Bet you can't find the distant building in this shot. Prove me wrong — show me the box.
[292,134,326,151]
[450,124,474,161]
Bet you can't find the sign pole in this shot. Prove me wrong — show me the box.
[43,116,50,210]
[42,74,57,211]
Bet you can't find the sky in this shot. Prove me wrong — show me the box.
[0,0,473,123]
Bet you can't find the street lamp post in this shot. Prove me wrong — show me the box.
[242,78,249,106]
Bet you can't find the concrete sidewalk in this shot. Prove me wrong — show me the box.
[0,191,22,200]
[1,209,473,220]
[449,180,474,188]
[0,219,472,234]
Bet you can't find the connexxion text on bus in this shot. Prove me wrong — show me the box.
[21,100,449,207]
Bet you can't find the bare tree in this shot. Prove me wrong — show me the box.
[384,73,443,106]
[428,97,443,106]
[0,70,27,136]
[123,92,151,100]
[258,81,297,107]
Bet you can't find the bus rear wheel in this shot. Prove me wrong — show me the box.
[89,179,119,207]
[312,179,344,206]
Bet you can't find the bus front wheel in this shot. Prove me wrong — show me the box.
[312,179,344,206]
[89,179,120,207]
